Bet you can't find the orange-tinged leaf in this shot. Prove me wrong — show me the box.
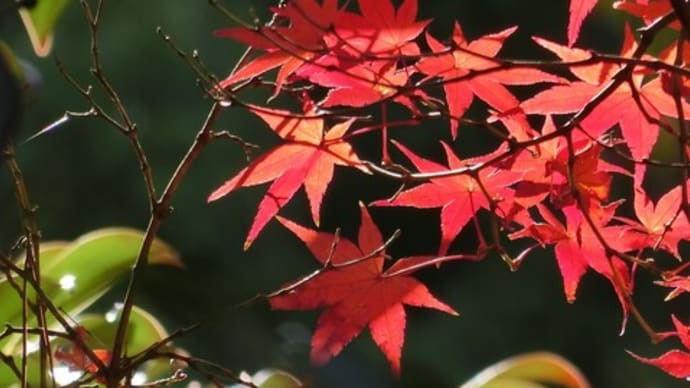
[54,326,112,379]
[55,344,111,382]
[614,0,675,27]
[271,204,456,375]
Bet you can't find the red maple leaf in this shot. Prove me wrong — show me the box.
[207,104,366,249]
[290,0,429,91]
[372,141,520,255]
[568,0,598,47]
[629,315,690,379]
[327,0,430,57]
[522,28,689,161]
[510,203,632,330]
[416,22,563,138]
[617,173,689,258]
[215,0,341,94]
[657,277,690,301]
[510,116,619,210]
[315,60,422,111]
[270,204,457,375]
[556,143,614,205]
[510,204,587,303]
[630,350,690,379]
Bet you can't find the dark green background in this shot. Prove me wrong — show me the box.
[1,1,688,387]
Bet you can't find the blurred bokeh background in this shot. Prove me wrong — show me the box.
[1,1,688,387]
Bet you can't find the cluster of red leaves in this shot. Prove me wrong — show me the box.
[209,0,690,379]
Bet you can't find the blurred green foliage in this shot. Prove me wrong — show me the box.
[0,227,180,385]
[1,1,687,387]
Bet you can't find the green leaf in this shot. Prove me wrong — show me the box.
[228,369,303,388]
[0,227,181,354]
[460,352,590,388]
[255,370,303,388]
[71,306,168,356]
[19,0,71,56]
[0,305,177,386]
[56,305,175,385]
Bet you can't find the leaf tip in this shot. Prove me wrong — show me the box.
[566,292,577,304]
[207,190,224,203]
[243,239,253,251]
[567,0,597,47]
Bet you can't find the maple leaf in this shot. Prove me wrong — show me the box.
[617,180,689,258]
[372,141,520,255]
[510,116,618,209]
[629,315,690,379]
[657,276,690,300]
[630,350,690,379]
[568,0,598,47]
[293,0,429,88]
[557,143,613,205]
[315,60,422,111]
[416,22,563,138]
[510,203,633,330]
[614,0,676,28]
[215,0,341,94]
[509,204,587,302]
[522,29,690,161]
[328,0,430,57]
[207,104,366,249]
[270,204,457,375]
